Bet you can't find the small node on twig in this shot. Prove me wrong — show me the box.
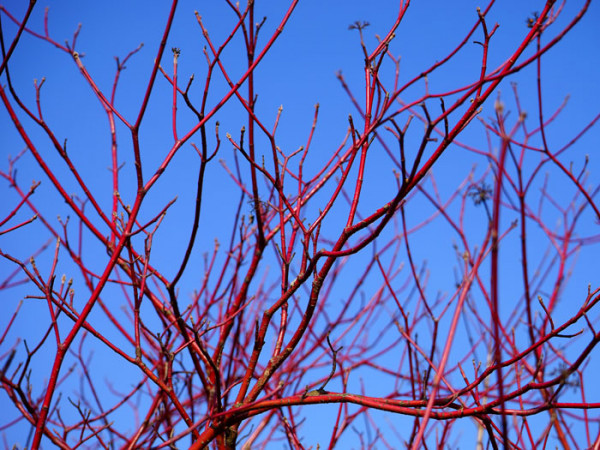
[494,93,504,115]
[468,181,487,204]
[33,77,46,89]
[526,12,540,28]
[348,21,369,31]
[468,183,492,220]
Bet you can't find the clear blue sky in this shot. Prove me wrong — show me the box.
[1,0,599,447]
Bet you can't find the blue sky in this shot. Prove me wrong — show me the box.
[1,0,600,448]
